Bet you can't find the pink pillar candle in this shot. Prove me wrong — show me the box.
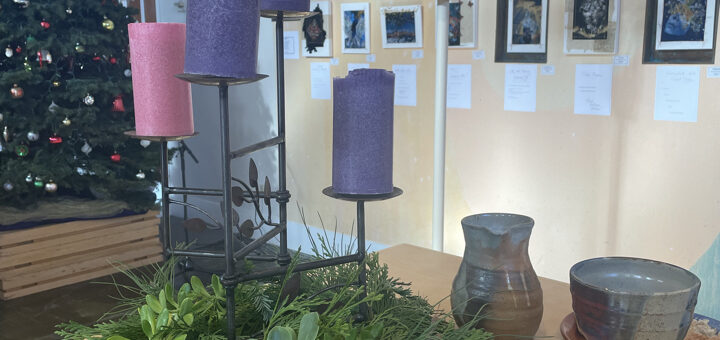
[129,23,194,137]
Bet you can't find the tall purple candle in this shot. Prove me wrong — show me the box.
[260,0,310,12]
[333,69,395,195]
[184,0,259,78]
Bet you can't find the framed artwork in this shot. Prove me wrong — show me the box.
[380,5,423,48]
[495,0,549,63]
[302,1,332,57]
[449,0,478,48]
[564,0,620,54]
[341,3,370,54]
[643,0,720,64]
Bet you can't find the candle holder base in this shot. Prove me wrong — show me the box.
[322,186,403,202]
[175,73,269,86]
[124,130,199,142]
[261,9,319,21]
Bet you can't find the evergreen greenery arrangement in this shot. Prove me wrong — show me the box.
[0,0,160,211]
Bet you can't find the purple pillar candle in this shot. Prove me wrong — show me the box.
[333,69,395,195]
[260,0,310,12]
[184,0,259,78]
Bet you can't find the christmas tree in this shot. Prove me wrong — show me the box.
[0,0,160,211]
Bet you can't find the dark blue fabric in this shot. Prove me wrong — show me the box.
[0,210,147,232]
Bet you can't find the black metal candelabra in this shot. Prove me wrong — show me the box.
[126,10,403,339]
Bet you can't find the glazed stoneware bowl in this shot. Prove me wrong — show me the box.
[570,257,701,340]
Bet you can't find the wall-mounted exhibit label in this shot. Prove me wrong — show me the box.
[392,64,417,107]
[284,31,299,59]
[412,50,424,59]
[574,64,613,116]
[310,62,331,100]
[613,55,629,66]
[330,58,339,65]
[654,66,700,123]
[366,54,376,62]
[504,64,537,112]
[472,50,486,60]
[447,64,472,109]
[707,67,720,78]
[541,65,555,75]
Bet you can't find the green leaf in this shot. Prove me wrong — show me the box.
[141,319,154,339]
[146,294,163,314]
[267,326,296,340]
[159,289,167,309]
[178,298,192,316]
[156,308,169,329]
[190,276,211,298]
[298,312,320,340]
[211,274,225,298]
[182,313,194,326]
[108,336,131,340]
[178,283,190,302]
[172,334,187,340]
[165,283,177,307]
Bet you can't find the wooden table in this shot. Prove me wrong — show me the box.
[378,244,572,338]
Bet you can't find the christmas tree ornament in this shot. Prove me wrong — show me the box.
[33,177,44,188]
[3,126,9,142]
[26,36,35,43]
[48,101,60,113]
[83,94,95,106]
[111,95,125,112]
[109,57,117,64]
[27,131,39,141]
[0,113,3,121]
[123,69,132,77]
[66,8,72,14]
[15,144,29,157]
[4,46,12,58]
[92,55,101,61]
[25,174,32,183]
[40,20,50,29]
[74,43,85,53]
[102,16,115,31]
[23,58,32,71]
[15,46,22,53]
[52,80,61,87]
[81,142,92,155]
[136,170,146,180]
[62,117,71,126]
[13,0,29,8]
[110,153,121,162]
[0,142,4,152]
[44,181,57,193]
[140,139,151,148]
[3,182,13,192]
[10,84,24,98]
[49,135,62,144]
[10,84,23,98]
[76,167,88,176]
[37,50,52,66]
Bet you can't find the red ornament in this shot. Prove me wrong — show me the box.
[40,20,51,29]
[49,135,63,144]
[111,95,125,112]
[110,153,121,162]
[92,56,101,61]
[109,57,117,64]
[15,46,22,53]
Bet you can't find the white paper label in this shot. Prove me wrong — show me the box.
[472,50,486,60]
[707,67,720,78]
[330,58,339,66]
[366,54,376,62]
[283,31,299,59]
[541,65,555,75]
[392,64,417,107]
[310,62,331,100]
[613,55,630,66]
[412,50,424,59]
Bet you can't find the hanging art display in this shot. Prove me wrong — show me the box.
[341,2,370,54]
[495,0,549,63]
[642,0,719,64]
[564,0,620,54]
[449,0,477,48]
[302,1,332,57]
[380,5,423,49]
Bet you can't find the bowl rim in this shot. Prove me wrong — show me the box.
[570,256,701,296]
[461,213,534,231]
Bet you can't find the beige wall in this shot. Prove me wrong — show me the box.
[281,0,720,282]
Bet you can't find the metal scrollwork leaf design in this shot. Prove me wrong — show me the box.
[231,186,244,207]
[249,159,258,188]
[238,219,255,238]
[183,218,207,233]
[264,176,271,206]
[232,209,240,227]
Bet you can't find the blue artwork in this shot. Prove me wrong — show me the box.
[344,10,366,49]
[661,0,707,42]
[385,11,417,44]
[449,3,463,46]
[512,0,543,45]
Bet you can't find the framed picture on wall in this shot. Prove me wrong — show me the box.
[341,2,371,54]
[380,5,423,48]
[564,0,620,54]
[302,1,332,57]
[449,0,477,48]
[495,0,549,63]
[643,0,720,64]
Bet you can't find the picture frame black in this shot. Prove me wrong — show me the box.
[495,0,549,64]
[642,0,720,64]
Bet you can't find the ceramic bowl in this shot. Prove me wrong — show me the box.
[570,257,701,340]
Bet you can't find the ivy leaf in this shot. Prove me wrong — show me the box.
[249,159,258,188]
[232,186,245,206]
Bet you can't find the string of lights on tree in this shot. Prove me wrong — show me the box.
[0,0,161,210]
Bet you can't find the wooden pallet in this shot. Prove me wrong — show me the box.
[0,211,162,300]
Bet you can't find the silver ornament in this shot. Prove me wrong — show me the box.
[62,117,71,126]
[45,181,57,193]
[48,100,59,113]
[13,0,29,8]
[25,174,32,183]
[83,94,94,106]
[140,140,151,148]
[27,131,39,141]
[0,113,4,122]
[124,69,132,77]
[65,8,72,14]
[81,142,92,155]
[0,143,4,152]
[4,47,12,58]
[136,171,146,180]
[3,182,13,192]
[76,167,88,176]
